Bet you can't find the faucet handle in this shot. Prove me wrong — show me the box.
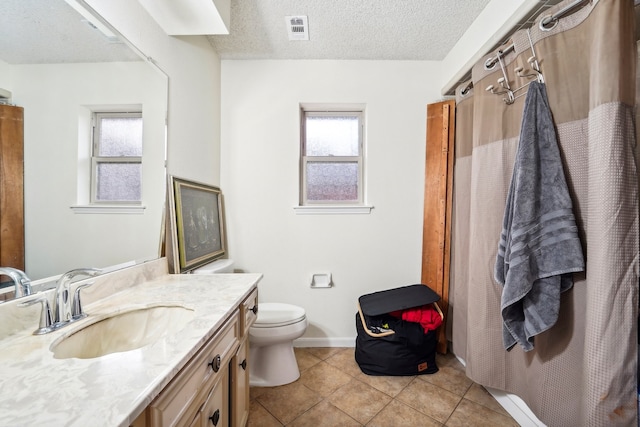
[71,282,94,321]
[18,295,53,335]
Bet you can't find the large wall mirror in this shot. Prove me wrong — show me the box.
[0,0,168,288]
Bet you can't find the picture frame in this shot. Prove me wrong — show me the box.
[167,176,225,273]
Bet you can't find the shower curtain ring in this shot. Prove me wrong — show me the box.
[539,15,559,31]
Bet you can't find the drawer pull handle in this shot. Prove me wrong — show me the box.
[240,359,247,370]
[208,354,221,372]
[209,409,220,426]
[250,305,258,315]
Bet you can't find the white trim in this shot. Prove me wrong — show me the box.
[293,205,373,215]
[485,387,547,427]
[70,205,146,214]
[294,336,356,347]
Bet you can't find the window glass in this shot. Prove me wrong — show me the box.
[96,163,141,201]
[306,162,359,201]
[97,116,143,156]
[305,115,359,156]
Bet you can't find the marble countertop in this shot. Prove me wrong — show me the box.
[0,271,261,427]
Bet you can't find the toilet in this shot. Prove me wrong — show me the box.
[191,259,308,387]
[249,302,307,387]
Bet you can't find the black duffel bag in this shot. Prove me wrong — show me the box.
[355,284,442,376]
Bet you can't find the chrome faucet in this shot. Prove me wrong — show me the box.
[0,267,32,298]
[52,268,102,327]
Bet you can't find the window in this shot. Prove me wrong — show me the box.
[91,112,142,204]
[301,109,364,205]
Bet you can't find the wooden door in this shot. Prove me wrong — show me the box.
[0,105,24,272]
[421,100,455,354]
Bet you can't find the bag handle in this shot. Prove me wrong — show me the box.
[433,302,444,320]
[357,301,396,338]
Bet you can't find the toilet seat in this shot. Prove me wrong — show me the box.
[252,302,306,328]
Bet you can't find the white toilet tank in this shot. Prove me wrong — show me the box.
[191,259,235,274]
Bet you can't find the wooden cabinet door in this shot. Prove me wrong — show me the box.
[230,339,249,427]
[200,369,229,427]
[0,105,24,272]
[421,100,455,354]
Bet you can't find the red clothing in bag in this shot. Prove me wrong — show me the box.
[389,304,442,333]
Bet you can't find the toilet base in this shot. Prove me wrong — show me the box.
[249,342,300,387]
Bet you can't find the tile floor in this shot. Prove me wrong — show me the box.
[248,347,519,426]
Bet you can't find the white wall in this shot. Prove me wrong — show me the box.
[87,0,222,186]
[221,60,444,342]
[7,62,166,279]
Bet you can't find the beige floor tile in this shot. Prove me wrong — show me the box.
[288,400,362,427]
[396,378,462,423]
[255,381,322,425]
[247,400,283,427]
[366,399,443,427]
[417,366,473,396]
[325,348,362,377]
[436,352,465,372]
[247,348,518,427]
[463,383,510,416]
[354,371,415,398]
[294,347,323,372]
[250,385,269,401]
[445,398,520,427]
[304,347,344,360]
[300,361,353,397]
[328,378,392,425]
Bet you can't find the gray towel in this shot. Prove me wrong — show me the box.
[495,82,584,352]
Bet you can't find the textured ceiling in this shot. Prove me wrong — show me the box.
[4,0,495,64]
[208,0,493,60]
[0,0,140,64]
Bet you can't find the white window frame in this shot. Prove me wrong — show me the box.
[91,111,142,205]
[300,109,365,206]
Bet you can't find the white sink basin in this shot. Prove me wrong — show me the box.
[50,305,195,359]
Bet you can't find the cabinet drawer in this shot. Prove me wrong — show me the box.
[240,288,258,337]
[149,311,239,427]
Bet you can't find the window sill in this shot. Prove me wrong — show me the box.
[293,205,374,215]
[70,205,146,214]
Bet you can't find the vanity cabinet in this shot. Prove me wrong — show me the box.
[132,287,258,427]
[148,311,239,426]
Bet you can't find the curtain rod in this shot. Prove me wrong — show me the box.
[540,0,591,29]
[483,0,590,70]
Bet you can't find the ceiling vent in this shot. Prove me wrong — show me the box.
[285,16,309,41]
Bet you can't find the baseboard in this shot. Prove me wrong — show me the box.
[294,337,356,348]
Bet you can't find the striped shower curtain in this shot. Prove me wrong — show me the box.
[450,0,638,425]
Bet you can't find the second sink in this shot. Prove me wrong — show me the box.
[50,305,195,359]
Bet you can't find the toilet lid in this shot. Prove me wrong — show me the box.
[253,302,306,328]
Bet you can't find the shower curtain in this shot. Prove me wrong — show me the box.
[450,0,638,425]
